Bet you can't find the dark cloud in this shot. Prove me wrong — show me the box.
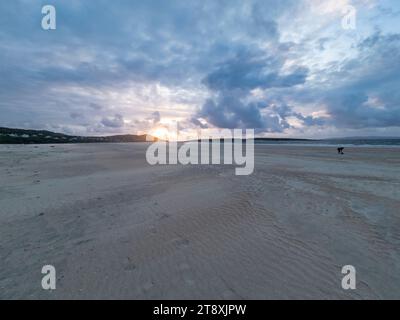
[202,51,308,91]
[195,47,312,131]
[101,114,124,128]
[70,112,83,119]
[272,104,325,127]
[199,95,266,129]
[0,1,399,136]
[0,0,295,134]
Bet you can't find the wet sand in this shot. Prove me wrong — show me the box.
[0,143,399,299]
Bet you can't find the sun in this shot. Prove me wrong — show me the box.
[151,127,170,140]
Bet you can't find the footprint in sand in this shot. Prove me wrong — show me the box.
[160,213,170,220]
[172,237,190,249]
[123,257,137,272]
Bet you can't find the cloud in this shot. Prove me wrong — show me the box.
[89,103,103,110]
[0,0,399,137]
[320,31,400,129]
[101,114,125,128]
[70,112,83,119]
[148,111,161,124]
[194,46,314,131]
[202,51,308,91]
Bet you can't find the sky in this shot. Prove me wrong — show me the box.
[1,0,400,138]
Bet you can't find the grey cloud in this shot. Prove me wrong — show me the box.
[1,1,399,136]
[89,103,103,110]
[323,32,400,129]
[148,111,161,124]
[195,46,311,131]
[202,51,308,91]
[70,112,83,119]
[272,104,325,127]
[101,114,125,128]
[198,95,266,129]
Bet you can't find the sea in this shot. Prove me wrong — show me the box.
[255,138,400,147]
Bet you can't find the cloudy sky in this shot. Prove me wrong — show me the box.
[1,0,400,138]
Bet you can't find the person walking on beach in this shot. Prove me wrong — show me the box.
[337,147,344,154]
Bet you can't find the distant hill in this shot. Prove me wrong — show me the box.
[2,127,398,145]
[0,127,156,144]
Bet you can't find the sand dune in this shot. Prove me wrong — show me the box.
[0,143,399,299]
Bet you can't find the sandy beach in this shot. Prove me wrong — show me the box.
[0,143,399,299]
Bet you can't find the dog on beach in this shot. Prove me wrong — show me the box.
[337,147,344,154]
